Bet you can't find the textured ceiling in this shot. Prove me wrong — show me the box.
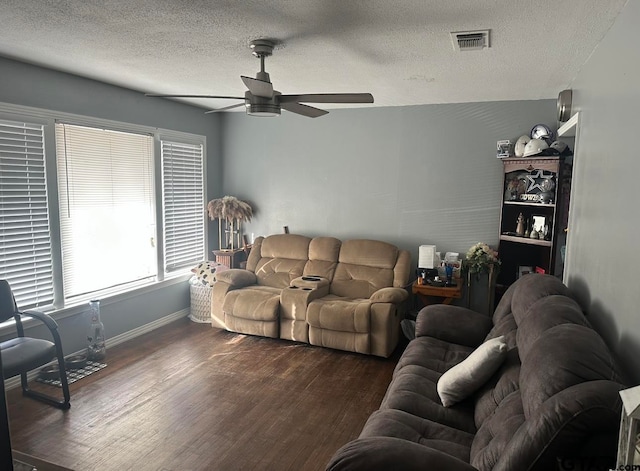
[0,0,628,112]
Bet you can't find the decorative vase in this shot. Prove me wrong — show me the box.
[87,299,106,361]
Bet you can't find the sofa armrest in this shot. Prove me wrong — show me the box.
[370,287,408,304]
[214,269,257,288]
[326,437,477,471]
[415,304,493,348]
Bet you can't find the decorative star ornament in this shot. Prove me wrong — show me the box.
[526,170,551,193]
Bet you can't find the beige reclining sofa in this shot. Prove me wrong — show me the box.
[211,233,411,357]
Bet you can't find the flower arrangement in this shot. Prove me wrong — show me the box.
[207,196,253,250]
[207,195,253,223]
[465,242,501,275]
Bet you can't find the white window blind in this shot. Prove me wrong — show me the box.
[0,119,53,309]
[161,140,205,273]
[55,123,156,300]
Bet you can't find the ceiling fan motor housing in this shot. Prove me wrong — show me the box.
[245,90,281,117]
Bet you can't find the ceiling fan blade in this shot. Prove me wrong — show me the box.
[145,94,244,99]
[281,102,329,118]
[241,76,274,98]
[204,103,246,114]
[279,93,374,104]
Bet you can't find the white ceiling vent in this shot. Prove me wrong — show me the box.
[451,30,490,52]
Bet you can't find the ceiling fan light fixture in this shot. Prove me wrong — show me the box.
[246,103,281,117]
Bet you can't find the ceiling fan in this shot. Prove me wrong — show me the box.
[146,39,374,118]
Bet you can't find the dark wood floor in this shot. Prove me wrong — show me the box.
[6,318,404,471]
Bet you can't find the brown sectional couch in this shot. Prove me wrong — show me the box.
[326,274,625,471]
[211,233,412,357]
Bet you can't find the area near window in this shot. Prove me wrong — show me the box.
[161,140,205,274]
[0,107,207,312]
[0,119,53,308]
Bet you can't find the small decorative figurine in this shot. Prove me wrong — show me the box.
[516,213,525,236]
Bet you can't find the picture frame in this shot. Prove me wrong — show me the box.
[531,214,547,234]
[517,265,533,279]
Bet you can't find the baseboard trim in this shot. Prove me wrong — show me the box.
[105,308,190,349]
[5,308,190,390]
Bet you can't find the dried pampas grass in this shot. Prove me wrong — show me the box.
[207,196,253,222]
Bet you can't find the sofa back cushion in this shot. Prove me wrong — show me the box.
[511,274,573,320]
[519,323,622,419]
[515,295,589,362]
[331,239,399,298]
[303,237,341,281]
[252,234,312,289]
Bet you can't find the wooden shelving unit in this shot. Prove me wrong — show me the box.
[497,156,571,287]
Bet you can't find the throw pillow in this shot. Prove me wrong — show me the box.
[191,261,228,285]
[437,335,508,407]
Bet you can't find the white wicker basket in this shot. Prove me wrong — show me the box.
[189,282,213,323]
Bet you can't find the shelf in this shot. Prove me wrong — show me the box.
[503,201,555,208]
[558,112,579,138]
[499,234,552,247]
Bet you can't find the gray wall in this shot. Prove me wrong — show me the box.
[220,100,555,311]
[0,57,221,354]
[564,0,640,384]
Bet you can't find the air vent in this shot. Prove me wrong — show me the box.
[451,30,490,51]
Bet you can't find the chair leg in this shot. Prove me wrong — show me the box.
[21,346,71,410]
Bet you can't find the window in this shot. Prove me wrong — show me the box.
[161,140,205,273]
[0,119,54,309]
[0,102,208,311]
[55,123,155,301]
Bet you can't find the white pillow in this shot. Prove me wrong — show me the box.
[437,335,508,407]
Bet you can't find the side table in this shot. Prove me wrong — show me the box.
[213,248,247,269]
[412,280,463,307]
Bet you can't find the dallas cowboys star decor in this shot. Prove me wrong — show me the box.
[503,168,556,204]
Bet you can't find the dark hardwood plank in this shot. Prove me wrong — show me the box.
[6,318,403,470]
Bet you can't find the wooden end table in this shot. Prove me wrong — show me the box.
[412,280,463,307]
[213,248,247,269]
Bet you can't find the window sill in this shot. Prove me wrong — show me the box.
[0,274,191,336]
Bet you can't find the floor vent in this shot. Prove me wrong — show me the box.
[451,30,490,51]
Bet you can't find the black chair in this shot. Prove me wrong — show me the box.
[0,280,70,409]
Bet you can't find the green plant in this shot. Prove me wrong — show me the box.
[465,242,501,275]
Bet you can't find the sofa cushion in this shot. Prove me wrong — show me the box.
[416,305,493,348]
[222,286,281,321]
[360,409,474,462]
[395,336,475,376]
[304,236,341,280]
[254,258,308,289]
[473,349,521,428]
[516,295,589,362]
[253,234,311,288]
[470,390,525,471]
[437,336,508,407]
[307,296,371,333]
[484,313,517,349]
[510,274,573,320]
[381,363,477,434]
[331,239,398,298]
[519,324,622,419]
[260,233,311,259]
[491,280,517,326]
